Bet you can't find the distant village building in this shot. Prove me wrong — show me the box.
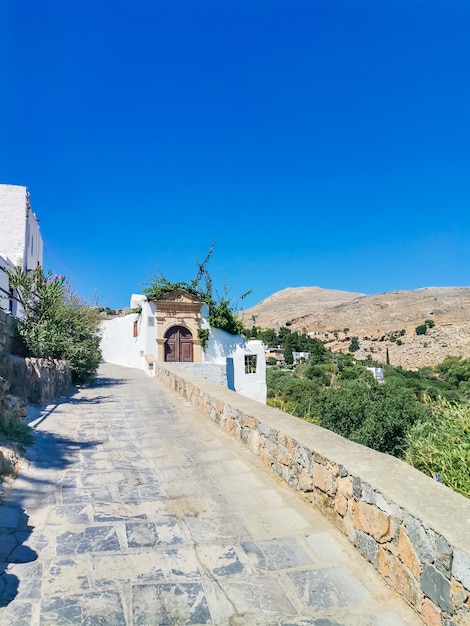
[292,351,310,364]
[366,366,385,383]
[100,291,267,404]
[265,346,284,364]
[0,184,43,316]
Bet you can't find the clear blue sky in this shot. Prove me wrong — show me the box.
[2,1,469,310]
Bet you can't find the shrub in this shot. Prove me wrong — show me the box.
[404,400,470,498]
[415,324,427,336]
[348,336,360,352]
[6,267,102,383]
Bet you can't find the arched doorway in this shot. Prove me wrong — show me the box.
[164,326,194,362]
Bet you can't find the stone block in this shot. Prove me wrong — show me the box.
[361,483,376,504]
[248,429,260,455]
[375,492,402,521]
[299,468,314,492]
[452,549,470,592]
[294,444,312,470]
[404,514,435,563]
[451,577,469,606]
[355,529,378,567]
[419,597,443,626]
[388,554,421,606]
[397,528,421,579]
[242,414,257,429]
[276,445,291,467]
[436,535,453,576]
[286,436,296,458]
[257,423,271,437]
[334,492,348,516]
[259,449,272,468]
[312,463,336,495]
[313,451,328,465]
[421,564,452,613]
[378,545,390,576]
[352,476,362,499]
[336,476,353,498]
[353,501,394,543]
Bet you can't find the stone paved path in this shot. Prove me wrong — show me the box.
[0,363,423,626]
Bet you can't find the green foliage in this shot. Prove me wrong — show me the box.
[197,328,210,349]
[6,266,102,383]
[0,402,34,447]
[404,400,470,497]
[349,380,429,456]
[264,333,470,496]
[142,244,248,336]
[0,413,34,446]
[437,356,470,393]
[416,320,434,336]
[258,328,278,348]
[348,336,360,352]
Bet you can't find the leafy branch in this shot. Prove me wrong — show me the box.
[142,244,250,335]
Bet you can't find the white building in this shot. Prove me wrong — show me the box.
[0,184,44,316]
[100,292,267,404]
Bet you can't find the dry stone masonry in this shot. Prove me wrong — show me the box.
[155,361,470,626]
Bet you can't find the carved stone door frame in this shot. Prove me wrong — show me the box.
[153,289,203,363]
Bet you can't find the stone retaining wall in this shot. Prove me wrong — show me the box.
[0,354,72,405]
[0,310,15,359]
[155,362,470,626]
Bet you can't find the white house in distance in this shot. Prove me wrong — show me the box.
[0,184,43,316]
[100,289,267,404]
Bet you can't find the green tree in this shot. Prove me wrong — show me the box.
[6,266,102,383]
[143,244,249,336]
[259,328,277,348]
[404,400,470,497]
[348,336,360,352]
[283,334,295,365]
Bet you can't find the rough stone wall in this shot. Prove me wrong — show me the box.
[173,363,227,387]
[155,362,470,626]
[0,310,15,358]
[0,355,72,405]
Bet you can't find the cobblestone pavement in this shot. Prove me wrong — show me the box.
[0,363,423,626]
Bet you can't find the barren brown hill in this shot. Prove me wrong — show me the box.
[239,286,470,368]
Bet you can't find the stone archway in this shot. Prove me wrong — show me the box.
[153,290,203,363]
[164,325,194,362]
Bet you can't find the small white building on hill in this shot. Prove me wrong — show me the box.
[100,290,267,404]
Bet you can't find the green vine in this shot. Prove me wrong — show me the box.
[197,328,210,349]
[142,244,250,336]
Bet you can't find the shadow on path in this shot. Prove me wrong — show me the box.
[0,373,127,609]
[0,499,36,608]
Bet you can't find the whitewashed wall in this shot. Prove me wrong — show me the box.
[100,298,158,372]
[0,254,24,317]
[100,295,267,403]
[0,184,43,270]
[203,326,246,363]
[226,340,267,404]
[0,256,11,313]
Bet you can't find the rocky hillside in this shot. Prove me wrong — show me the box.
[238,286,470,369]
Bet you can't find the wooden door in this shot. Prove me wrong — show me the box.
[164,326,193,362]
